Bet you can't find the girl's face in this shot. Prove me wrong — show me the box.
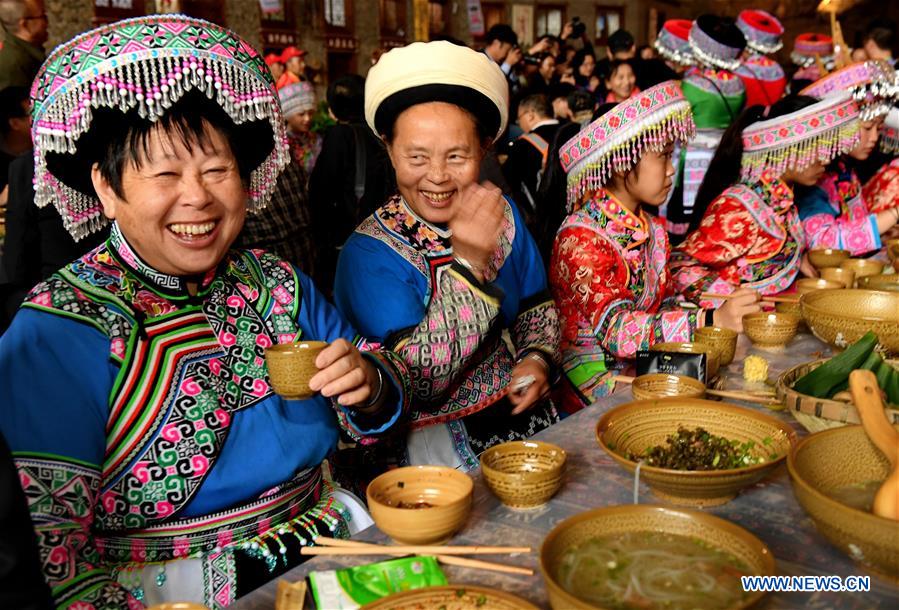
[612,143,676,208]
[578,54,596,77]
[606,63,636,102]
[849,116,883,161]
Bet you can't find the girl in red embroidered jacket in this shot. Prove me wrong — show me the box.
[671,94,863,302]
[547,82,759,414]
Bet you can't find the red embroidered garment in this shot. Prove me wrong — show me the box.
[550,190,705,413]
[863,157,899,214]
[671,171,805,300]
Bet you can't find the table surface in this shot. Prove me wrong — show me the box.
[233,332,899,609]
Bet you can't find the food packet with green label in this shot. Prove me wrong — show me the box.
[308,555,446,609]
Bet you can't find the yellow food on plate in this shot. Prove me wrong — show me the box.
[743,355,769,382]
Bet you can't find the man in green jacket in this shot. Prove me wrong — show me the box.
[0,0,46,91]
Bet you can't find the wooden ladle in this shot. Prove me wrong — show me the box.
[849,370,899,520]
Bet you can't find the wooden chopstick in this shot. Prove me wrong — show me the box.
[700,292,799,304]
[313,538,534,575]
[705,388,781,405]
[611,375,635,384]
[301,542,531,556]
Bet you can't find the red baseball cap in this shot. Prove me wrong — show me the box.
[264,53,283,66]
[280,46,307,62]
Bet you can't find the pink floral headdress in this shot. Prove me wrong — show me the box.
[801,60,899,121]
[560,81,696,211]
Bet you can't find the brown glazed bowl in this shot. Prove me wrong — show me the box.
[630,373,707,400]
[596,398,796,506]
[693,326,739,366]
[366,466,473,545]
[788,425,898,580]
[840,258,885,279]
[820,266,856,288]
[650,341,720,378]
[857,274,899,292]
[801,289,899,354]
[796,278,843,295]
[540,505,775,610]
[743,312,801,348]
[808,248,850,269]
[480,440,567,509]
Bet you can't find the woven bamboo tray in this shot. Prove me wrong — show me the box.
[776,359,899,433]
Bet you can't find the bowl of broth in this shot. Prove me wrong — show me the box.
[788,424,898,580]
[540,504,775,610]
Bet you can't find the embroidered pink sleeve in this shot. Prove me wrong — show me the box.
[802,212,880,255]
[395,265,502,400]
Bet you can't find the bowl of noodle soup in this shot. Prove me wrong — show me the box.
[540,505,775,610]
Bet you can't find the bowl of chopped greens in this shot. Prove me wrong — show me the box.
[596,398,797,506]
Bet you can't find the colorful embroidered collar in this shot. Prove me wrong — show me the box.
[30,15,289,241]
[741,93,860,181]
[585,190,650,248]
[560,81,695,211]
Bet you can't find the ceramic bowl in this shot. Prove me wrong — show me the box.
[366,466,473,545]
[540,505,775,610]
[801,289,899,354]
[630,373,706,400]
[808,248,850,269]
[650,341,720,378]
[693,326,738,366]
[480,440,566,509]
[857,274,899,292]
[264,341,327,399]
[820,266,856,288]
[796,278,843,295]
[743,312,801,348]
[596,398,796,506]
[840,258,885,279]
[788,425,898,580]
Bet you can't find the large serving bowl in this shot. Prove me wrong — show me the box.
[693,326,738,366]
[367,466,473,545]
[743,312,801,348]
[800,289,899,354]
[596,398,796,506]
[630,373,706,400]
[857,274,899,292]
[650,341,720,378]
[480,440,566,509]
[840,258,885,279]
[540,505,775,610]
[788,425,898,580]
[808,248,850,269]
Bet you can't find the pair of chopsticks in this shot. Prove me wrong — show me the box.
[700,292,799,304]
[304,537,535,576]
[611,375,780,406]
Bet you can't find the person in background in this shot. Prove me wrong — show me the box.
[797,61,899,255]
[862,22,897,68]
[280,81,321,174]
[549,82,756,414]
[0,0,46,91]
[851,47,869,63]
[735,9,787,108]
[568,48,600,93]
[525,52,557,95]
[503,93,560,225]
[568,88,597,126]
[602,59,638,103]
[653,19,695,76]
[548,82,576,120]
[665,15,747,243]
[482,23,520,87]
[335,41,561,470]
[671,94,862,302]
[790,33,836,91]
[863,108,899,213]
[637,44,656,60]
[309,74,397,294]
[0,15,409,607]
[0,86,29,196]
[277,45,306,89]
[264,51,285,82]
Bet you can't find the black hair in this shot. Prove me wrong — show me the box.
[0,86,29,135]
[567,89,596,114]
[608,29,635,54]
[570,48,596,85]
[485,24,518,46]
[535,121,583,266]
[327,74,365,122]
[48,90,271,201]
[548,82,575,102]
[688,95,819,234]
[518,93,552,120]
[863,24,896,53]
